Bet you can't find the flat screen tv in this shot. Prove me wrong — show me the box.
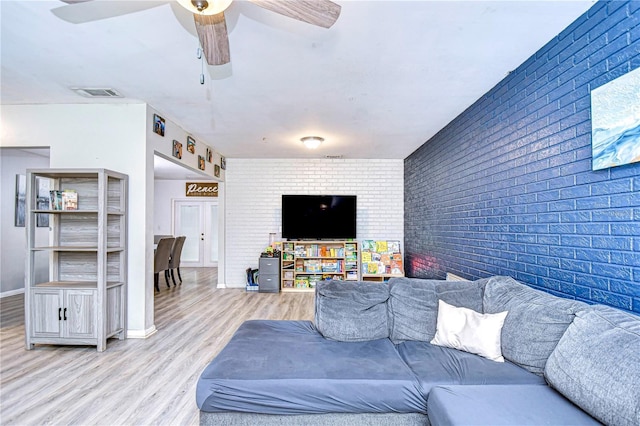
[282,195,356,240]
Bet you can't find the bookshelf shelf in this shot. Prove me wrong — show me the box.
[280,241,359,292]
[360,240,404,282]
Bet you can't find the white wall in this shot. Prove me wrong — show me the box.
[0,148,50,296]
[225,158,404,288]
[154,178,225,282]
[1,104,153,335]
[1,104,224,336]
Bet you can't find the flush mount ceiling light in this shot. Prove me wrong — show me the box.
[301,136,324,149]
[176,0,233,15]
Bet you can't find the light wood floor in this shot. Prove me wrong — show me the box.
[0,268,315,425]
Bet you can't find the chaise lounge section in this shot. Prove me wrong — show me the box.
[197,275,640,425]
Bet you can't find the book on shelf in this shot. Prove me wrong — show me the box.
[295,277,310,288]
[388,241,400,253]
[391,260,404,275]
[49,190,63,210]
[62,189,78,210]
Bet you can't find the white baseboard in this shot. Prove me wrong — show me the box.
[446,272,469,281]
[0,288,25,298]
[216,282,227,289]
[127,325,157,339]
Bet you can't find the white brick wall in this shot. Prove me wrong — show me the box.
[224,158,404,287]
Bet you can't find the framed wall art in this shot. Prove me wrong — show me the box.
[214,164,220,177]
[206,147,212,163]
[220,156,226,170]
[14,174,26,227]
[187,136,196,154]
[591,67,640,170]
[173,140,183,159]
[198,155,205,170]
[153,114,165,137]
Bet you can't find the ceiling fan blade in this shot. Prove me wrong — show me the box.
[52,1,168,24]
[194,13,231,66]
[248,0,341,28]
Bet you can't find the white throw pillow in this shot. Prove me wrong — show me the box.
[430,299,508,362]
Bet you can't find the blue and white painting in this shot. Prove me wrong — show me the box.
[591,67,640,171]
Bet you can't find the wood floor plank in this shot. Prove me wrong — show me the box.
[0,268,315,425]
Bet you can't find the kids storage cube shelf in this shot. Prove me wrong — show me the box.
[280,241,359,292]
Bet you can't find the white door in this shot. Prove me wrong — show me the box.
[174,200,218,267]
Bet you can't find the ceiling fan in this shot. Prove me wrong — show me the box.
[59,0,341,66]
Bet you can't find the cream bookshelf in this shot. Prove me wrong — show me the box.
[24,169,128,352]
[280,241,359,292]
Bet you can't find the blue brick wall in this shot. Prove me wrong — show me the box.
[404,0,640,314]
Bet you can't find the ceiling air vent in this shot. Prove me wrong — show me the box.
[71,87,123,98]
[325,155,344,159]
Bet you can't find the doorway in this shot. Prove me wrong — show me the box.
[173,200,218,267]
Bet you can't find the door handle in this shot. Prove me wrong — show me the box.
[63,308,67,321]
[58,308,62,321]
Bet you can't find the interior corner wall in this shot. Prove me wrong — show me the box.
[0,103,154,332]
[0,148,50,295]
[224,158,404,288]
[404,0,639,314]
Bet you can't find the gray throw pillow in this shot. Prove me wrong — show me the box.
[545,306,640,426]
[388,277,486,343]
[315,280,389,342]
[483,276,586,376]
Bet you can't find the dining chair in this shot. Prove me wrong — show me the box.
[169,236,186,286]
[154,237,175,292]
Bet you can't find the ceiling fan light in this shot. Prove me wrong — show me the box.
[301,136,324,149]
[177,0,233,15]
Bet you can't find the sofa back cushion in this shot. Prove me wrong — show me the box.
[388,277,486,344]
[483,276,586,376]
[315,280,389,342]
[545,306,640,426]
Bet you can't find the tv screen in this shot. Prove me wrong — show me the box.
[282,195,356,240]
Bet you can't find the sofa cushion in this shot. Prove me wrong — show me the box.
[396,341,545,396]
[545,306,640,426]
[427,385,600,425]
[387,277,486,343]
[315,280,389,342]
[483,276,587,375]
[430,300,508,362]
[197,320,426,414]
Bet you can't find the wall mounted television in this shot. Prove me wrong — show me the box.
[281,195,356,240]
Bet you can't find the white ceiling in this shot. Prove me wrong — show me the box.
[2,0,596,163]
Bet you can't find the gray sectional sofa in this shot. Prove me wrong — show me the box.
[196,276,640,425]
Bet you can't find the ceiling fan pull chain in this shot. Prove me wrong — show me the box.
[196,46,205,84]
[200,47,205,85]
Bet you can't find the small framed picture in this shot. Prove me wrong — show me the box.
[198,155,205,170]
[206,147,212,163]
[14,174,26,227]
[220,156,226,170]
[172,140,183,159]
[187,136,196,154]
[214,164,220,177]
[153,114,165,137]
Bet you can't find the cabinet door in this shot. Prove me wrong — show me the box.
[63,290,97,339]
[32,290,62,337]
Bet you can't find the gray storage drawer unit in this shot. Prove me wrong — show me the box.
[258,256,280,293]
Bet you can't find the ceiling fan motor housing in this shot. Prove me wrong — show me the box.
[191,1,209,13]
